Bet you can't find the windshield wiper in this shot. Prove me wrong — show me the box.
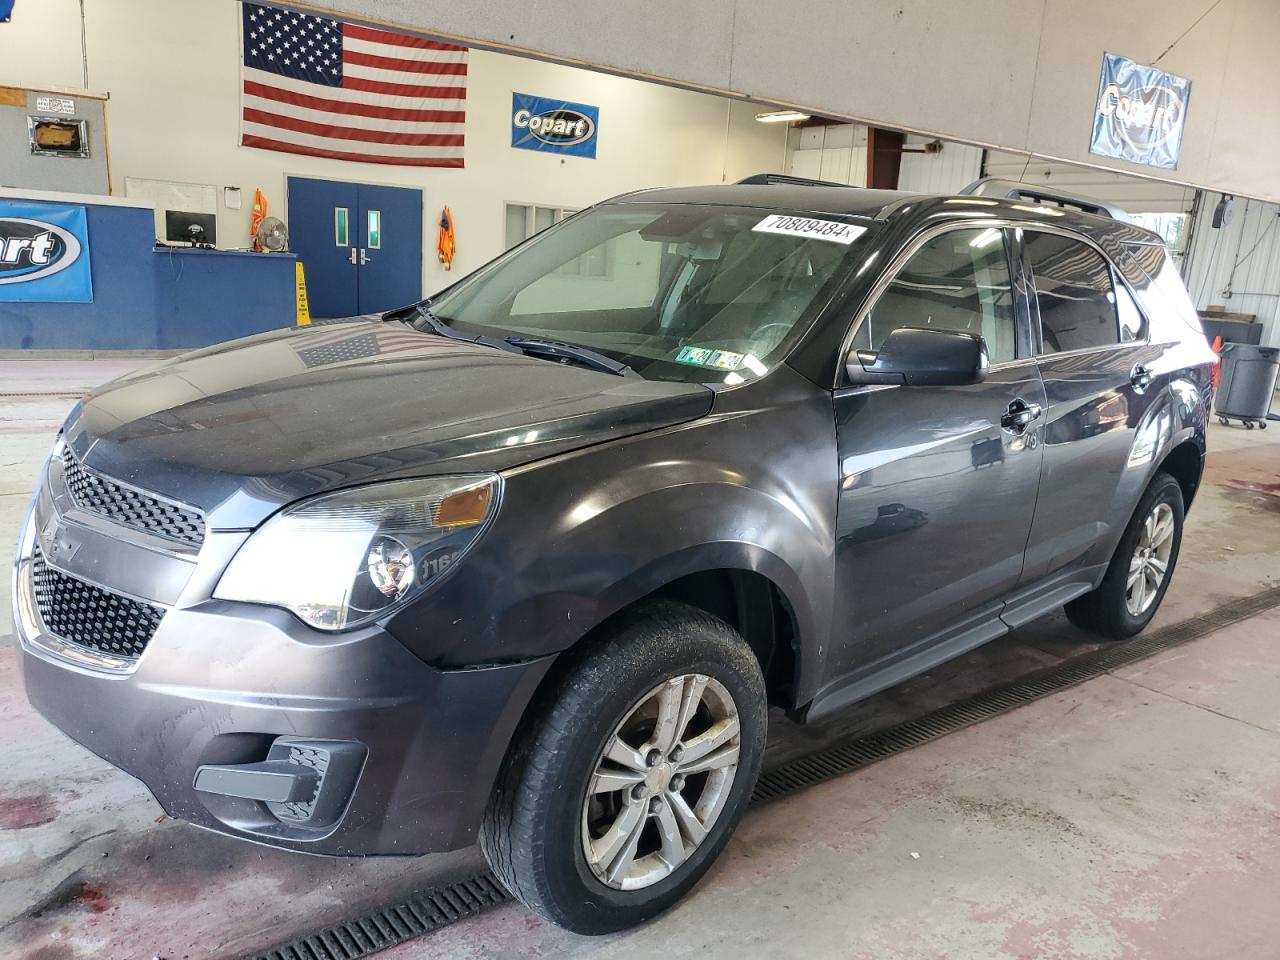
[504,336,636,378]
[411,305,518,353]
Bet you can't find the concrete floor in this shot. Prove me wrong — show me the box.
[0,358,1277,960]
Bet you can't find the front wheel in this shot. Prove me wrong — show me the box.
[480,601,767,934]
[1065,472,1184,639]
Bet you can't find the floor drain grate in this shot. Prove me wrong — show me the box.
[247,874,510,960]
[245,585,1280,960]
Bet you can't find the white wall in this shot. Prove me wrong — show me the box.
[305,0,1280,205]
[0,0,786,288]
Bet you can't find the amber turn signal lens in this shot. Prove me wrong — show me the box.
[434,483,492,527]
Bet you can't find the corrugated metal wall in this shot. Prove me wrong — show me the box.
[785,126,981,192]
[786,125,868,186]
[1183,195,1280,346]
[897,135,983,195]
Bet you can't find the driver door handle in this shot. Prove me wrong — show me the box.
[1001,398,1043,433]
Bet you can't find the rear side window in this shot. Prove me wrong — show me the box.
[1114,278,1147,342]
[864,227,1018,364]
[1024,232,1119,354]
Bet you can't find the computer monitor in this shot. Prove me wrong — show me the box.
[164,210,217,246]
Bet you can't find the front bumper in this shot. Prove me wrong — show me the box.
[14,462,553,857]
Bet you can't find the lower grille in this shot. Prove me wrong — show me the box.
[31,547,165,660]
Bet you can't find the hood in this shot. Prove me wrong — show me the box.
[64,321,712,529]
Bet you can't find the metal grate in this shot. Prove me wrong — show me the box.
[247,874,511,960]
[31,546,165,660]
[60,446,205,547]
[242,584,1280,960]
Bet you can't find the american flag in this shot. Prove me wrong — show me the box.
[291,322,438,368]
[240,2,466,167]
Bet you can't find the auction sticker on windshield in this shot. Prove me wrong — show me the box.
[752,215,867,245]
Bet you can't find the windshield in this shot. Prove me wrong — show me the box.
[425,203,869,383]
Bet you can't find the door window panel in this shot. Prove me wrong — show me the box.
[864,227,1017,364]
[1024,232,1120,353]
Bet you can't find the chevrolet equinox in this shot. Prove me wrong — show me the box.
[14,176,1216,933]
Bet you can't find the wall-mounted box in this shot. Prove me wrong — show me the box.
[0,85,110,194]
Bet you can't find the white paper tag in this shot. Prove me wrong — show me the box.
[752,214,867,245]
[35,96,76,116]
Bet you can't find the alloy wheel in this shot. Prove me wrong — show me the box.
[1126,501,1175,616]
[581,674,741,891]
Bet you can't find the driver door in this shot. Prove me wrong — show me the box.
[821,225,1046,706]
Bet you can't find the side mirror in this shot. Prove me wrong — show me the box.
[845,327,988,387]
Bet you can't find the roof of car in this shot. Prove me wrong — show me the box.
[608,183,921,221]
[607,180,1166,245]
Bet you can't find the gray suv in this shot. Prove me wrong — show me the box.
[13,176,1216,933]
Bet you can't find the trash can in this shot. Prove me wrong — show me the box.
[1215,343,1280,429]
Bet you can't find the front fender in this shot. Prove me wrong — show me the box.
[387,372,839,700]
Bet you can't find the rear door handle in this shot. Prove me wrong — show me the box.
[1130,363,1153,390]
[1001,398,1043,433]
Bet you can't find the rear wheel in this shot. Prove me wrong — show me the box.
[1065,472,1184,639]
[480,601,767,934]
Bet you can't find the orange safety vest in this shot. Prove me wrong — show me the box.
[437,206,456,271]
[250,189,268,249]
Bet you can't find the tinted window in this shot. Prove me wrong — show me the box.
[1024,232,1119,353]
[1114,278,1146,342]
[864,227,1017,363]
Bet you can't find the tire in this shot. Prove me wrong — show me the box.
[1064,472,1184,640]
[480,600,767,934]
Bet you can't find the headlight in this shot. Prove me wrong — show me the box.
[214,475,500,631]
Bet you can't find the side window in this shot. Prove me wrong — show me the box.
[1023,232,1120,353]
[864,227,1017,364]
[1113,275,1147,342]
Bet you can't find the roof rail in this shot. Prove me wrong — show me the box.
[958,177,1129,221]
[736,173,855,188]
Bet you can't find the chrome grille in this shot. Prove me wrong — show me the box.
[59,447,205,547]
[31,546,165,660]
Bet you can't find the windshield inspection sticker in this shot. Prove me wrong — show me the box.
[752,214,867,245]
[676,346,744,370]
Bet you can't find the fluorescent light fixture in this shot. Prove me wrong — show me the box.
[755,110,811,124]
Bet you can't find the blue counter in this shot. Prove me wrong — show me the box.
[0,194,298,350]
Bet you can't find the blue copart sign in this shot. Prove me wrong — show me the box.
[1090,53,1191,170]
[0,203,93,303]
[0,0,14,23]
[511,92,599,159]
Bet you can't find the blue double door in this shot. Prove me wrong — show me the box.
[288,176,424,319]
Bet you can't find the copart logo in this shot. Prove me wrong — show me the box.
[0,218,82,284]
[1097,83,1186,151]
[512,106,595,147]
